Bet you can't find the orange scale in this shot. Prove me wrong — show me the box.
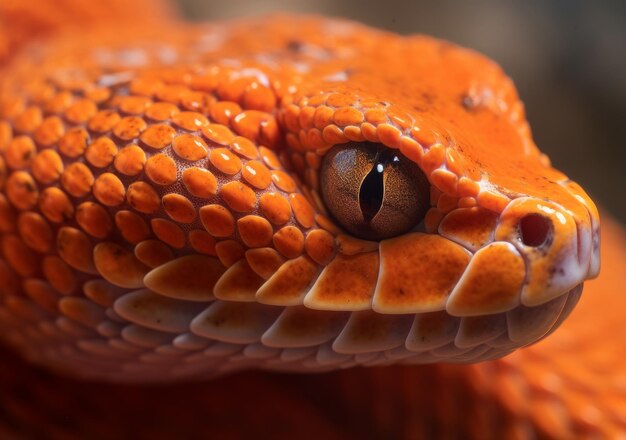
[375,124,403,152]
[333,106,364,126]
[282,104,301,132]
[210,101,242,126]
[477,191,510,213]
[2,234,39,277]
[365,108,389,125]
[313,106,335,129]
[304,229,336,266]
[17,212,53,253]
[431,169,459,196]
[259,146,282,169]
[245,247,285,280]
[213,259,264,302]
[259,192,292,225]
[60,162,94,198]
[135,240,174,270]
[85,137,118,168]
[399,136,424,165]
[75,201,113,239]
[87,110,121,133]
[34,116,65,147]
[5,136,36,169]
[209,147,242,175]
[6,171,38,210]
[38,187,74,223]
[215,239,245,267]
[171,111,209,131]
[360,122,379,143]
[326,92,356,108]
[289,193,315,229]
[172,133,209,162]
[58,127,89,158]
[298,106,316,130]
[410,126,438,148]
[202,123,235,146]
[180,90,215,113]
[231,110,274,144]
[386,106,414,130]
[126,181,161,214]
[64,99,97,124]
[273,225,304,259]
[220,181,257,212]
[139,123,176,150]
[162,193,196,223]
[145,153,178,186]
[458,197,477,208]
[188,230,217,255]
[305,128,328,149]
[373,233,471,313]
[217,76,255,103]
[256,256,319,306]
[343,125,365,142]
[118,96,152,115]
[447,242,524,316]
[93,242,150,289]
[199,204,235,237]
[237,215,273,248]
[439,207,498,252]
[458,177,481,198]
[182,167,217,198]
[13,106,43,133]
[113,145,146,177]
[151,218,186,249]
[42,256,76,295]
[243,83,277,113]
[145,102,180,121]
[260,117,281,147]
[242,160,271,189]
[115,210,150,244]
[92,173,126,207]
[113,116,147,141]
[56,227,96,274]
[229,136,259,159]
[421,143,447,174]
[304,251,379,311]
[322,124,349,145]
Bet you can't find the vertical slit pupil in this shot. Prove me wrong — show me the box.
[359,162,385,222]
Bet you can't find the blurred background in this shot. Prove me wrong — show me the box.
[178,0,626,223]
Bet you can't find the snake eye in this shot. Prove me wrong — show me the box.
[320,142,430,240]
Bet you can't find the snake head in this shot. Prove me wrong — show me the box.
[0,15,600,380]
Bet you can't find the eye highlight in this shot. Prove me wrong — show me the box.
[320,142,430,240]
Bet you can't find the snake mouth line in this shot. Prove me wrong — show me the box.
[0,283,580,382]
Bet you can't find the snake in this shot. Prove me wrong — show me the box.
[0,1,624,438]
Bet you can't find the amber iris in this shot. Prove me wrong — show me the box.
[320,142,430,240]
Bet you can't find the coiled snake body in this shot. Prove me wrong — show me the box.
[0,3,624,439]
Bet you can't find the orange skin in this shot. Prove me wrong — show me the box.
[0,3,623,438]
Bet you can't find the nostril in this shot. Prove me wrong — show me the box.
[519,214,552,247]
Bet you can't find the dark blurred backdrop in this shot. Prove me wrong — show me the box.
[178,0,626,223]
